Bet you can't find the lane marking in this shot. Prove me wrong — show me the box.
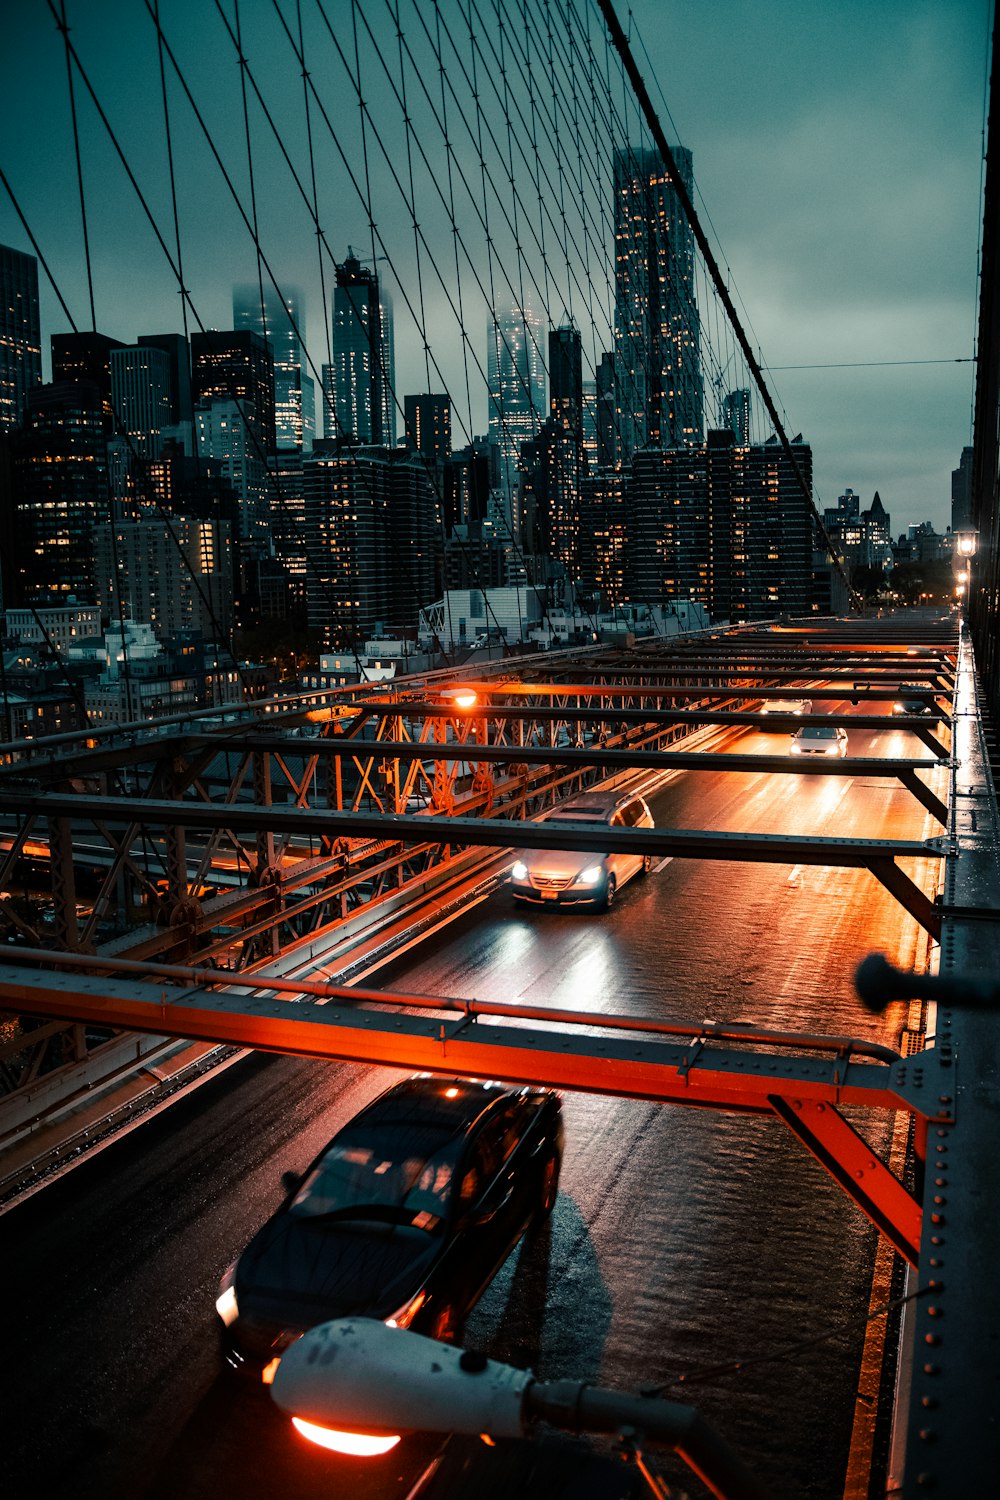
[653,855,674,872]
[787,864,802,883]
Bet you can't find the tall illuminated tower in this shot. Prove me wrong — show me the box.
[487,299,546,529]
[613,146,703,456]
[330,251,394,446]
[233,283,314,451]
[0,244,41,431]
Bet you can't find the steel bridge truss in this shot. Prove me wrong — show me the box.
[0,621,956,1157]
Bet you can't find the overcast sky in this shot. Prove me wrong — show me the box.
[0,0,988,534]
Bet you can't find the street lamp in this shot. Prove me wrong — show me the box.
[953,531,979,620]
[270,1318,773,1500]
[437,685,478,710]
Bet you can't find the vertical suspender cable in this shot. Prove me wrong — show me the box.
[56,0,96,332]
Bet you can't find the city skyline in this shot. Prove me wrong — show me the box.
[0,1,984,534]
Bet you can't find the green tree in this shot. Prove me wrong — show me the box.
[890,559,955,605]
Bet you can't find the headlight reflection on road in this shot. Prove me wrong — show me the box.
[551,944,617,1014]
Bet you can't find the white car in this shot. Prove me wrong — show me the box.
[790,724,849,757]
[892,684,933,716]
[760,698,812,716]
[509,790,654,910]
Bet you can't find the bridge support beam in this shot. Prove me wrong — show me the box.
[866,858,941,939]
[49,818,80,951]
[770,1094,921,1265]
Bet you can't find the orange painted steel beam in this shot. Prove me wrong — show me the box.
[770,1094,922,1265]
[0,964,948,1124]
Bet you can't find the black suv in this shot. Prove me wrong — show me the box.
[217,1075,563,1379]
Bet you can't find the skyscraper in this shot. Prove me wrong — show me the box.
[721,388,751,446]
[404,394,451,462]
[0,244,42,432]
[487,300,546,526]
[233,283,314,451]
[51,331,124,434]
[195,396,262,541]
[330,251,395,446]
[613,146,703,455]
[10,381,108,602]
[549,324,583,437]
[138,333,193,428]
[190,329,276,456]
[304,444,436,646]
[623,433,812,621]
[594,352,618,467]
[110,345,172,459]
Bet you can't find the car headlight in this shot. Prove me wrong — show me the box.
[576,865,603,885]
[825,744,841,755]
[216,1266,239,1327]
[511,860,528,880]
[384,1289,427,1329]
[790,743,802,754]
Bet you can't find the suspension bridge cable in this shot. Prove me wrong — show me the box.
[55,0,96,334]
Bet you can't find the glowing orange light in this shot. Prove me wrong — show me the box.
[444,1086,460,1098]
[261,1357,280,1385]
[291,1418,401,1456]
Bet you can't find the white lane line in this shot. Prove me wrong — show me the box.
[653,855,674,872]
[788,864,802,883]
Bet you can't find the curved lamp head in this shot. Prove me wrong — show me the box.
[271,1319,530,1454]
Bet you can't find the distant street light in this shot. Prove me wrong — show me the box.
[270,1319,773,1500]
[437,685,478,710]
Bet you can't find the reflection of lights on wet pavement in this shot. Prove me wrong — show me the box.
[548,944,618,1014]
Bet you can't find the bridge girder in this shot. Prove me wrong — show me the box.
[0,956,943,1267]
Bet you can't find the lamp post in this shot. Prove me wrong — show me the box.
[954,530,979,623]
[270,1318,774,1500]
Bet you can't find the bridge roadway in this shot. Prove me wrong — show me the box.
[0,698,941,1499]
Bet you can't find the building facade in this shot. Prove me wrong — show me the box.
[110,345,173,460]
[303,444,437,646]
[51,331,124,434]
[191,329,276,457]
[404,393,451,463]
[613,146,703,456]
[9,380,109,604]
[0,244,41,433]
[233,284,314,451]
[94,516,233,640]
[329,252,395,447]
[487,300,546,526]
